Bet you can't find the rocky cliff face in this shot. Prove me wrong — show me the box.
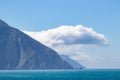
[0,19,73,70]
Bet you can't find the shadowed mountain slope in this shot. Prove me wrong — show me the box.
[60,54,85,69]
[0,19,73,70]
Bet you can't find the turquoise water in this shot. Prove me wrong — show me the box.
[0,69,120,80]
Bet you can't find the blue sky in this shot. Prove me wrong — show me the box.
[0,0,120,68]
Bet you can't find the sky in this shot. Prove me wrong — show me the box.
[0,0,120,68]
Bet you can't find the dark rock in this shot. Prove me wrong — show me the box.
[0,19,73,70]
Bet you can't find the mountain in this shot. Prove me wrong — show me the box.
[0,19,73,70]
[60,54,85,69]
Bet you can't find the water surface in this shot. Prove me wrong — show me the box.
[0,69,120,80]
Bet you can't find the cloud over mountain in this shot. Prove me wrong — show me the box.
[23,25,109,62]
[23,25,108,47]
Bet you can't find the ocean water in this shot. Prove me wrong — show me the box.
[0,69,120,80]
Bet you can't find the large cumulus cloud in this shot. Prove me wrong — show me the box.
[23,25,109,62]
[23,25,108,46]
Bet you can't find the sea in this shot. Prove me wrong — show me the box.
[0,69,120,80]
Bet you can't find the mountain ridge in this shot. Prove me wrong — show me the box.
[0,19,73,70]
[60,54,85,69]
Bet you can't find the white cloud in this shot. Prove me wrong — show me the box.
[23,25,108,46]
[23,25,109,62]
